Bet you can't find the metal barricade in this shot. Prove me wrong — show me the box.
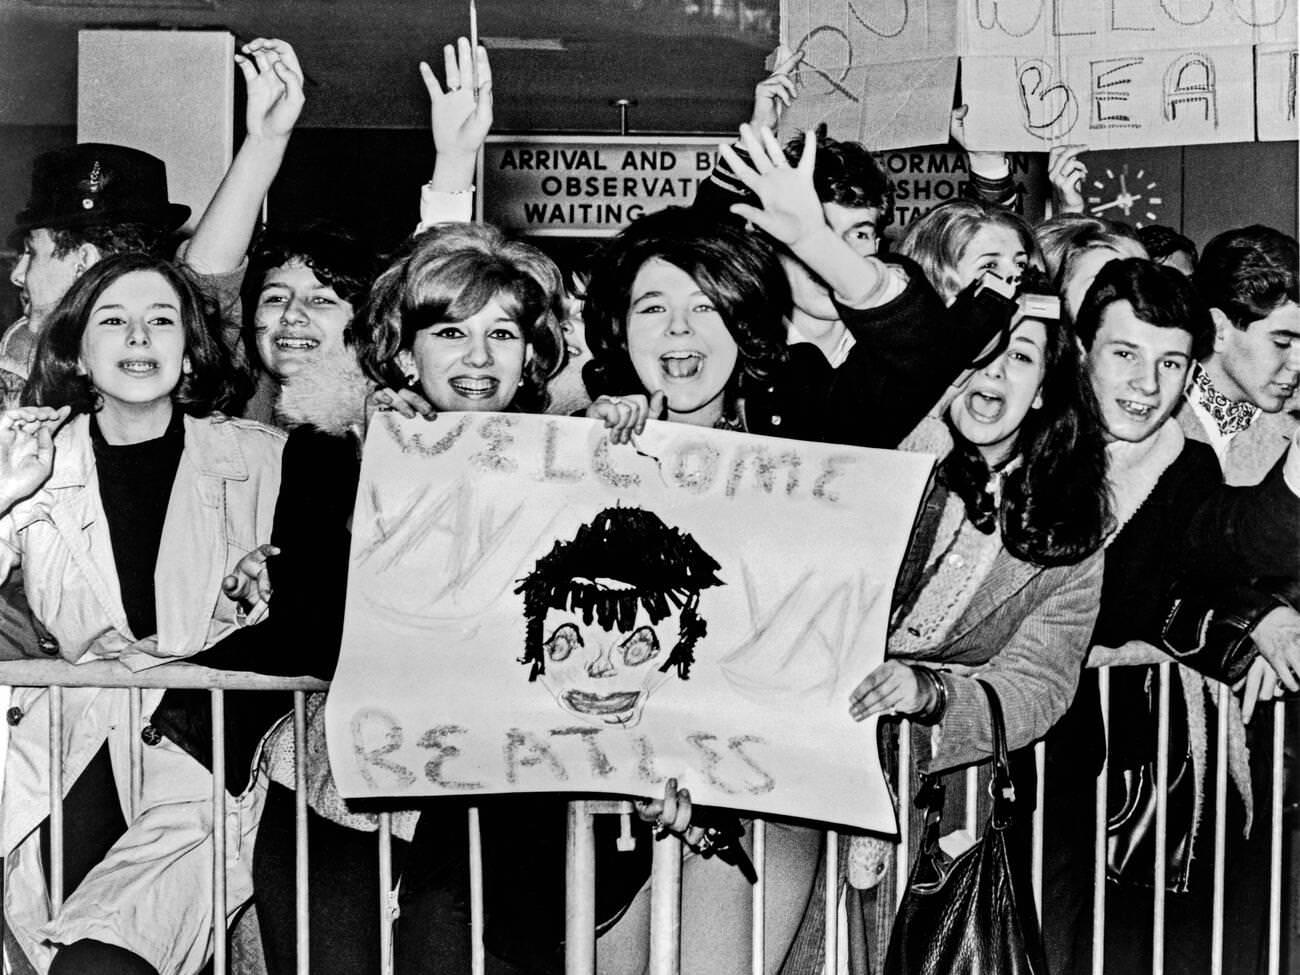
[0,658,1290,975]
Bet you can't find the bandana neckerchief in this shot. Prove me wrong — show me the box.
[1189,363,1260,437]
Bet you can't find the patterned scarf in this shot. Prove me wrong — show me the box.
[1189,363,1259,436]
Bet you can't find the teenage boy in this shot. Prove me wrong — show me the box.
[1041,255,1298,975]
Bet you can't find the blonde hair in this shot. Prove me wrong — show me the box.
[897,199,1043,304]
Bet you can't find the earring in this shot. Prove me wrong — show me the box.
[182,357,193,376]
[404,372,419,388]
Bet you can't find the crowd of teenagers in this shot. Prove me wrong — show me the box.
[0,35,1296,975]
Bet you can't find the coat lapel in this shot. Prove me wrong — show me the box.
[941,548,1042,646]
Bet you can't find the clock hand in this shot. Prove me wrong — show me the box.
[1120,172,1128,195]
[1092,199,1125,213]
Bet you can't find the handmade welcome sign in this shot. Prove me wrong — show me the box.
[324,413,934,833]
[777,1,1296,151]
[958,0,1296,150]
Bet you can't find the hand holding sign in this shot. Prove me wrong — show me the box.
[1047,144,1089,215]
[749,46,803,134]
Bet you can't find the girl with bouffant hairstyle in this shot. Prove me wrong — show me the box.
[355,222,566,414]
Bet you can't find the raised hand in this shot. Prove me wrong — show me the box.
[749,46,802,133]
[421,37,492,192]
[0,406,68,511]
[1048,144,1089,215]
[236,38,306,142]
[722,124,823,251]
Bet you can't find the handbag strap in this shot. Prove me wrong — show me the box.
[977,679,1016,830]
[912,679,1018,839]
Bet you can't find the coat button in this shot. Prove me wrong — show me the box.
[141,724,163,746]
[6,707,22,726]
[37,636,59,656]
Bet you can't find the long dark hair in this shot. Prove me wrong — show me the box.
[582,206,790,402]
[939,281,1112,567]
[24,251,245,416]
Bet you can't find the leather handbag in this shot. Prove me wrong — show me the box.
[1104,665,1196,893]
[883,680,1046,975]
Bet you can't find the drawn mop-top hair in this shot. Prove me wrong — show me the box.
[515,506,724,684]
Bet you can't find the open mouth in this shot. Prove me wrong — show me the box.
[966,389,1005,422]
[118,359,160,376]
[449,376,500,399]
[660,352,703,380]
[1116,399,1156,420]
[563,689,641,717]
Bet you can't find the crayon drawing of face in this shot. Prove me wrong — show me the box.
[515,506,724,728]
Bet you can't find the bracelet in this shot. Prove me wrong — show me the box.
[913,667,948,725]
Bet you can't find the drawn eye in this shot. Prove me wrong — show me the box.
[619,626,660,666]
[544,623,582,662]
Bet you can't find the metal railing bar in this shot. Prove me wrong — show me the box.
[0,659,327,691]
[1033,740,1045,915]
[1092,667,1110,975]
[1268,700,1284,975]
[648,815,682,975]
[1211,684,1229,975]
[293,691,309,975]
[1152,662,1171,975]
[564,801,596,974]
[751,817,766,975]
[469,805,485,975]
[378,812,394,975]
[210,689,227,975]
[49,685,64,914]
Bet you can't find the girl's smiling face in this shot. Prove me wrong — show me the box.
[254,260,354,380]
[625,258,738,427]
[79,269,187,416]
[401,296,531,413]
[948,317,1049,466]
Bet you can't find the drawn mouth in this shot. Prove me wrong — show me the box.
[563,689,640,716]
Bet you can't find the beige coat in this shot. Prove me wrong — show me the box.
[0,412,284,974]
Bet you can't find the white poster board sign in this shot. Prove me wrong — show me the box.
[781,0,958,149]
[325,414,934,834]
[960,46,1256,149]
[1256,43,1299,140]
[956,0,1296,148]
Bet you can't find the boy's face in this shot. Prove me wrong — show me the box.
[535,586,683,727]
[1206,300,1300,413]
[783,202,882,330]
[1086,300,1193,443]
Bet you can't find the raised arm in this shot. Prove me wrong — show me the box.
[184,38,305,275]
[416,37,492,230]
[722,124,897,309]
[748,46,801,134]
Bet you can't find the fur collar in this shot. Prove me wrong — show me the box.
[1104,418,1185,544]
[274,348,372,437]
